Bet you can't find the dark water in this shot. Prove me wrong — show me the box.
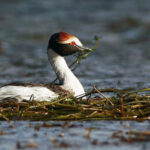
[0,0,150,149]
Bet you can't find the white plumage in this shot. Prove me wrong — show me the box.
[0,32,91,102]
[0,86,58,101]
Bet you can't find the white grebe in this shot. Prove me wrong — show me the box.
[0,32,92,102]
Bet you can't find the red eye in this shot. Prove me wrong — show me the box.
[70,41,76,46]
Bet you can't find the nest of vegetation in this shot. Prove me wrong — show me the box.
[0,86,150,121]
[1,37,149,121]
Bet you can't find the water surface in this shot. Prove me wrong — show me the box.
[1,121,150,150]
[0,0,150,90]
[0,0,150,150]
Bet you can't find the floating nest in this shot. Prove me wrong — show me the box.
[0,86,150,121]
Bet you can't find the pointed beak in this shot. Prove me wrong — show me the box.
[75,45,93,52]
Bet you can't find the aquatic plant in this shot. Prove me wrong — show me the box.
[0,86,150,121]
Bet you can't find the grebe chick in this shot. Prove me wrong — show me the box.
[0,32,92,102]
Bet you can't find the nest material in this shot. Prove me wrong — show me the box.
[0,87,150,121]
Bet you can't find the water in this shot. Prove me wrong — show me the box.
[0,0,150,90]
[0,0,150,149]
[0,121,150,150]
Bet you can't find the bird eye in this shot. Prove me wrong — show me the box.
[70,41,76,46]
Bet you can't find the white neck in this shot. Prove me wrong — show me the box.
[47,49,85,97]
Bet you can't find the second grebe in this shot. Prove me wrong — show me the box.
[0,32,92,102]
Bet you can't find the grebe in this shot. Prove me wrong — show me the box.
[0,32,92,102]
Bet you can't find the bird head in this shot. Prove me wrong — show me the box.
[48,32,92,56]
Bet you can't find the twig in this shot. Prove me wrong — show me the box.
[76,87,127,100]
[51,36,101,84]
[93,86,114,106]
[119,96,125,117]
[0,113,15,128]
[85,128,92,139]
[49,94,74,105]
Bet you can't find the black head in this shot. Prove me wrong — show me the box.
[47,32,84,56]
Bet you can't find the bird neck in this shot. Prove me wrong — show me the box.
[48,49,85,96]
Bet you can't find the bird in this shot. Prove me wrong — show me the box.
[0,32,92,102]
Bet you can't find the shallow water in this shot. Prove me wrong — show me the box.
[0,0,150,149]
[0,121,150,150]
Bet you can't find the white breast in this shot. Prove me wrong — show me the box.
[0,86,58,102]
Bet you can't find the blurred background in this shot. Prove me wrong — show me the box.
[0,0,150,91]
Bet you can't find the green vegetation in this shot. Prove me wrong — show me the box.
[0,87,150,121]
